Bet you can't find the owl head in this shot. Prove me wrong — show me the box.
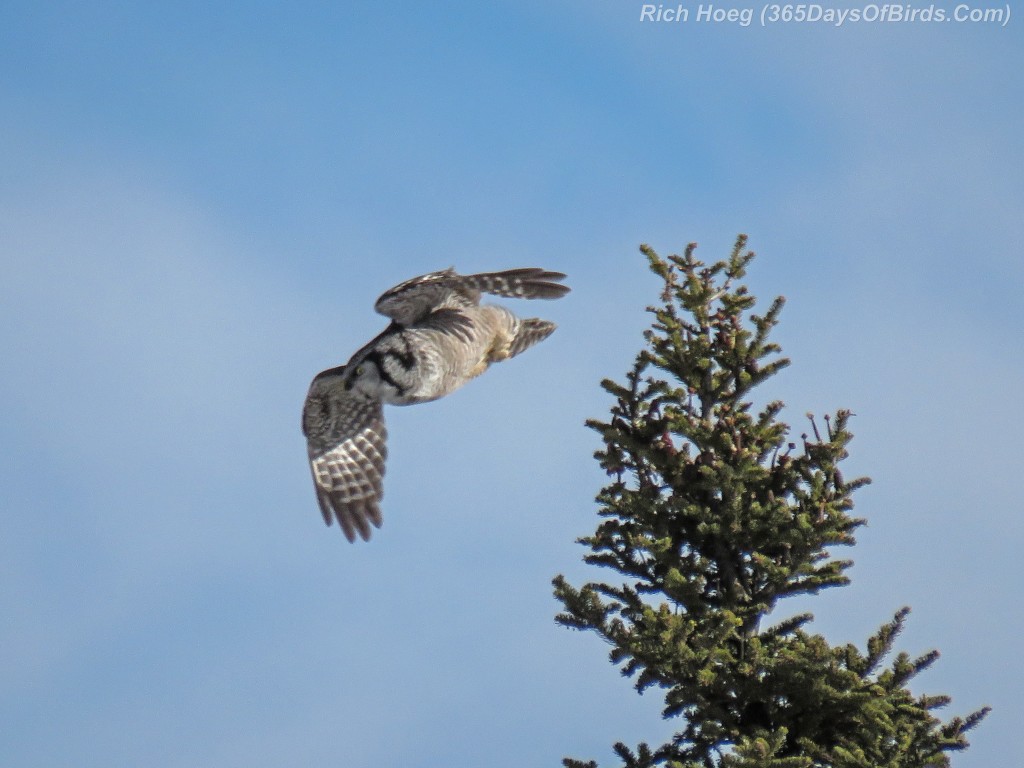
[343,359,383,395]
[341,345,413,402]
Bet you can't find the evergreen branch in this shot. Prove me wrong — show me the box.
[865,608,910,678]
[762,613,814,640]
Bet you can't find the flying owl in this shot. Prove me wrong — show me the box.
[302,267,570,542]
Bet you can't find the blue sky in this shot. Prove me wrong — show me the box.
[1,2,1020,765]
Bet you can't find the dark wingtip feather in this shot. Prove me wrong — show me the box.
[322,494,382,543]
[512,268,571,300]
[335,512,358,543]
[315,487,335,527]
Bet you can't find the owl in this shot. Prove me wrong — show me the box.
[302,267,570,542]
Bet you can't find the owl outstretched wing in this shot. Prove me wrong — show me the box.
[302,372,388,542]
[457,267,570,302]
[374,267,569,326]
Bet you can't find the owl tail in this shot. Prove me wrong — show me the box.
[507,317,557,359]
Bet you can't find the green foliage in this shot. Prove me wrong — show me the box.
[554,237,988,767]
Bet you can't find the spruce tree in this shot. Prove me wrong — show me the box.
[553,237,988,768]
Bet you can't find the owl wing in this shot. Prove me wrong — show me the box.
[373,268,461,326]
[456,268,570,302]
[374,267,569,326]
[302,379,388,543]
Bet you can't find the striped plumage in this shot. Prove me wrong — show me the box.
[302,267,569,542]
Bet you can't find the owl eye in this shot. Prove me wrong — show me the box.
[354,365,365,377]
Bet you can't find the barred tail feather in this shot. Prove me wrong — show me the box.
[507,318,557,358]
